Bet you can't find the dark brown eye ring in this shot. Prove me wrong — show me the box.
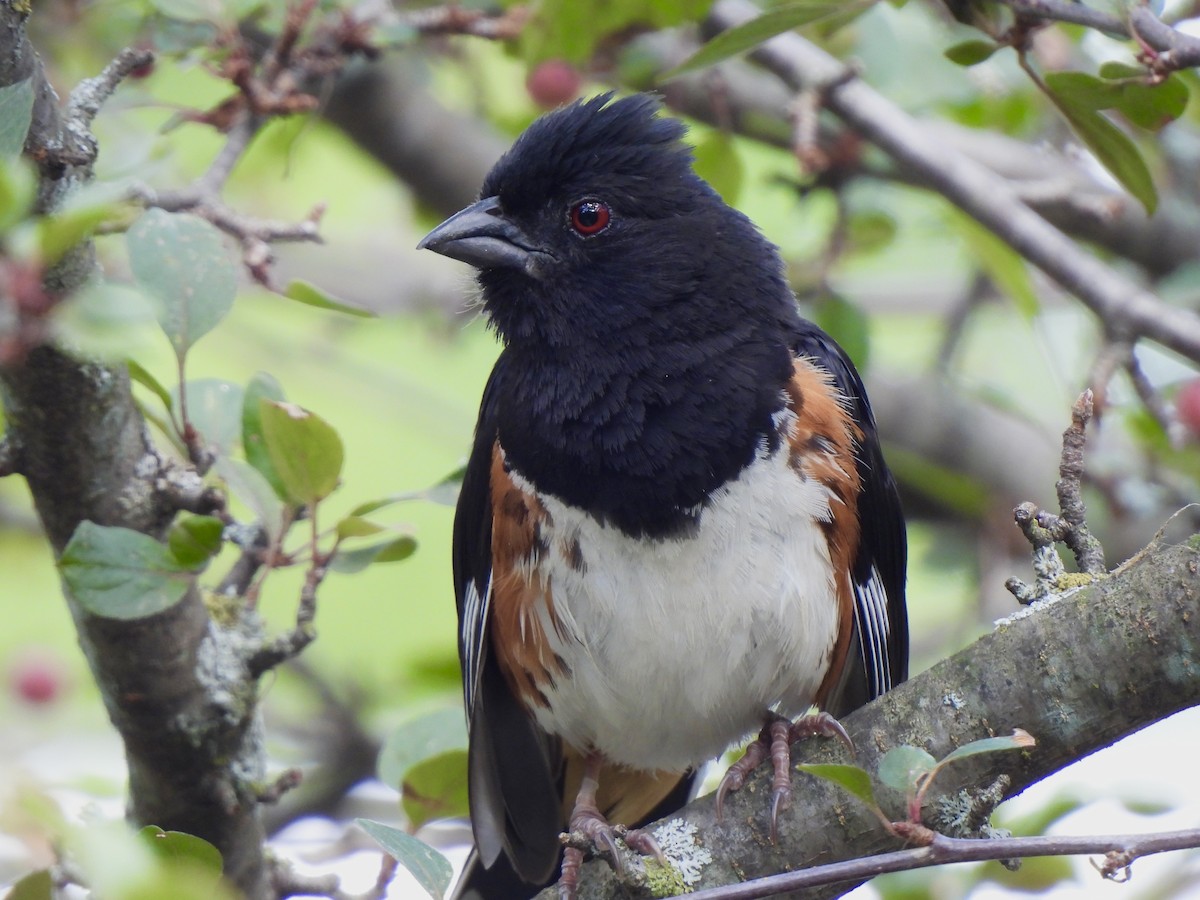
[569,199,612,236]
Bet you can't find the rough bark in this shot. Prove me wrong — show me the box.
[546,540,1200,899]
[0,6,270,896]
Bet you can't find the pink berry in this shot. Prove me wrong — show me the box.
[526,60,582,109]
[11,654,64,705]
[1177,378,1200,438]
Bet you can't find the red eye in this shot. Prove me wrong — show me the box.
[569,199,611,236]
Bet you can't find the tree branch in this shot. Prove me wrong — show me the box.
[706,0,1200,365]
[0,14,274,898]
[542,538,1200,898]
[679,826,1200,899]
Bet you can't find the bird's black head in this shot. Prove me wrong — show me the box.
[420,93,802,536]
[418,93,790,350]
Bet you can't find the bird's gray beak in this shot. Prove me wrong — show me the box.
[418,197,540,275]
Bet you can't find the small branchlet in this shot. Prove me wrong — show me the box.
[246,548,327,677]
[1007,391,1107,604]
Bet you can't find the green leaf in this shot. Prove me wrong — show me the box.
[1044,82,1158,214]
[378,709,470,828]
[258,400,344,506]
[126,360,174,413]
[1044,71,1118,110]
[0,156,36,232]
[943,40,999,67]
[348,495,407,517]
[68,819,236,900]
[877,745,936,793]
[795,763,877,807]
[662,1,869,79]
[38,202,127,265]
[6,869,53,900]
[691,131,744,205]
[0,78,34,159]
[955,213,1039,319]
[241,372,288,499]
[812,294,870,369]
[60,522,194,620]
[214,457,285,542]
[938,729,1035,765]
[378,708,469,790]
[173,379,244,455]
[336,516,386,539]
[329,535,417,574]
[137,826,223,878]
[53,282,160,361]
[357,819,453,900]
[282,280,375,318]
[167,515,224,569]
[402,751,471,828]
[1114,76,1190,131]
[879,445,988,518]
[987,854,1074,891]
[349,465,467,516]
[1099,61,1144,80]
[846,210,897,254]
[127,209,238,358]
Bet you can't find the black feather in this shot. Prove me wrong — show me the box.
[444,94,908,898]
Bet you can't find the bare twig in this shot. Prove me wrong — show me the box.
[678,826,1200,900]
[1050,391,1106,574]
[218,525,269,597]
[1125,351,1182,445]
[1007,391,1106,600]
[708,0,1200,365]
[154,461,226,515]
[256,768,304,805]
[400,4,530,39]
[994,0,1126,37]
[247,563,322,676]
[66,47,155,132]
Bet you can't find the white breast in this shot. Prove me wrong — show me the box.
[514,420,841,772]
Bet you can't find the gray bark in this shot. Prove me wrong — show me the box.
[550,541,1200,898]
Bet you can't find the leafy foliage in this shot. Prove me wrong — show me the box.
[127,210,238,359]
[59,522,201,620]
[357,819,454,900]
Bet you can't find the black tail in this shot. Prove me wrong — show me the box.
[450,770,698,899]
[452,849,547,900]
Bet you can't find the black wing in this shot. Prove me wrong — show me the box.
[452,361,563,888]
[794,321,908,714]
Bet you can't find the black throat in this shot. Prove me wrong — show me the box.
[491,319,795,538]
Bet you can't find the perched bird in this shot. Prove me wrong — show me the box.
[419,93,908,900]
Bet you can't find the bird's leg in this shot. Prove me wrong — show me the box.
[558,753,667,900]
[716,711,854,841]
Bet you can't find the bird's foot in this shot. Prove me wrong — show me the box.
[557,764,666,900]
[716,711,854,841]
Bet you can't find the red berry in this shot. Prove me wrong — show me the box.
[11,654,64,705]
[526,60,582,109]
[1177,378,1200,438]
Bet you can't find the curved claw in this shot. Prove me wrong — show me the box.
[622,827,668,867]
[593,828,622,875]
[791,710,855,754]
[769,786,791,843]
[716,736,768,820]
[720,711,855,843]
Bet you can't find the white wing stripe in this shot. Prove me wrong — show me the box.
[853,565,893,696]
[462,576,492,716]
